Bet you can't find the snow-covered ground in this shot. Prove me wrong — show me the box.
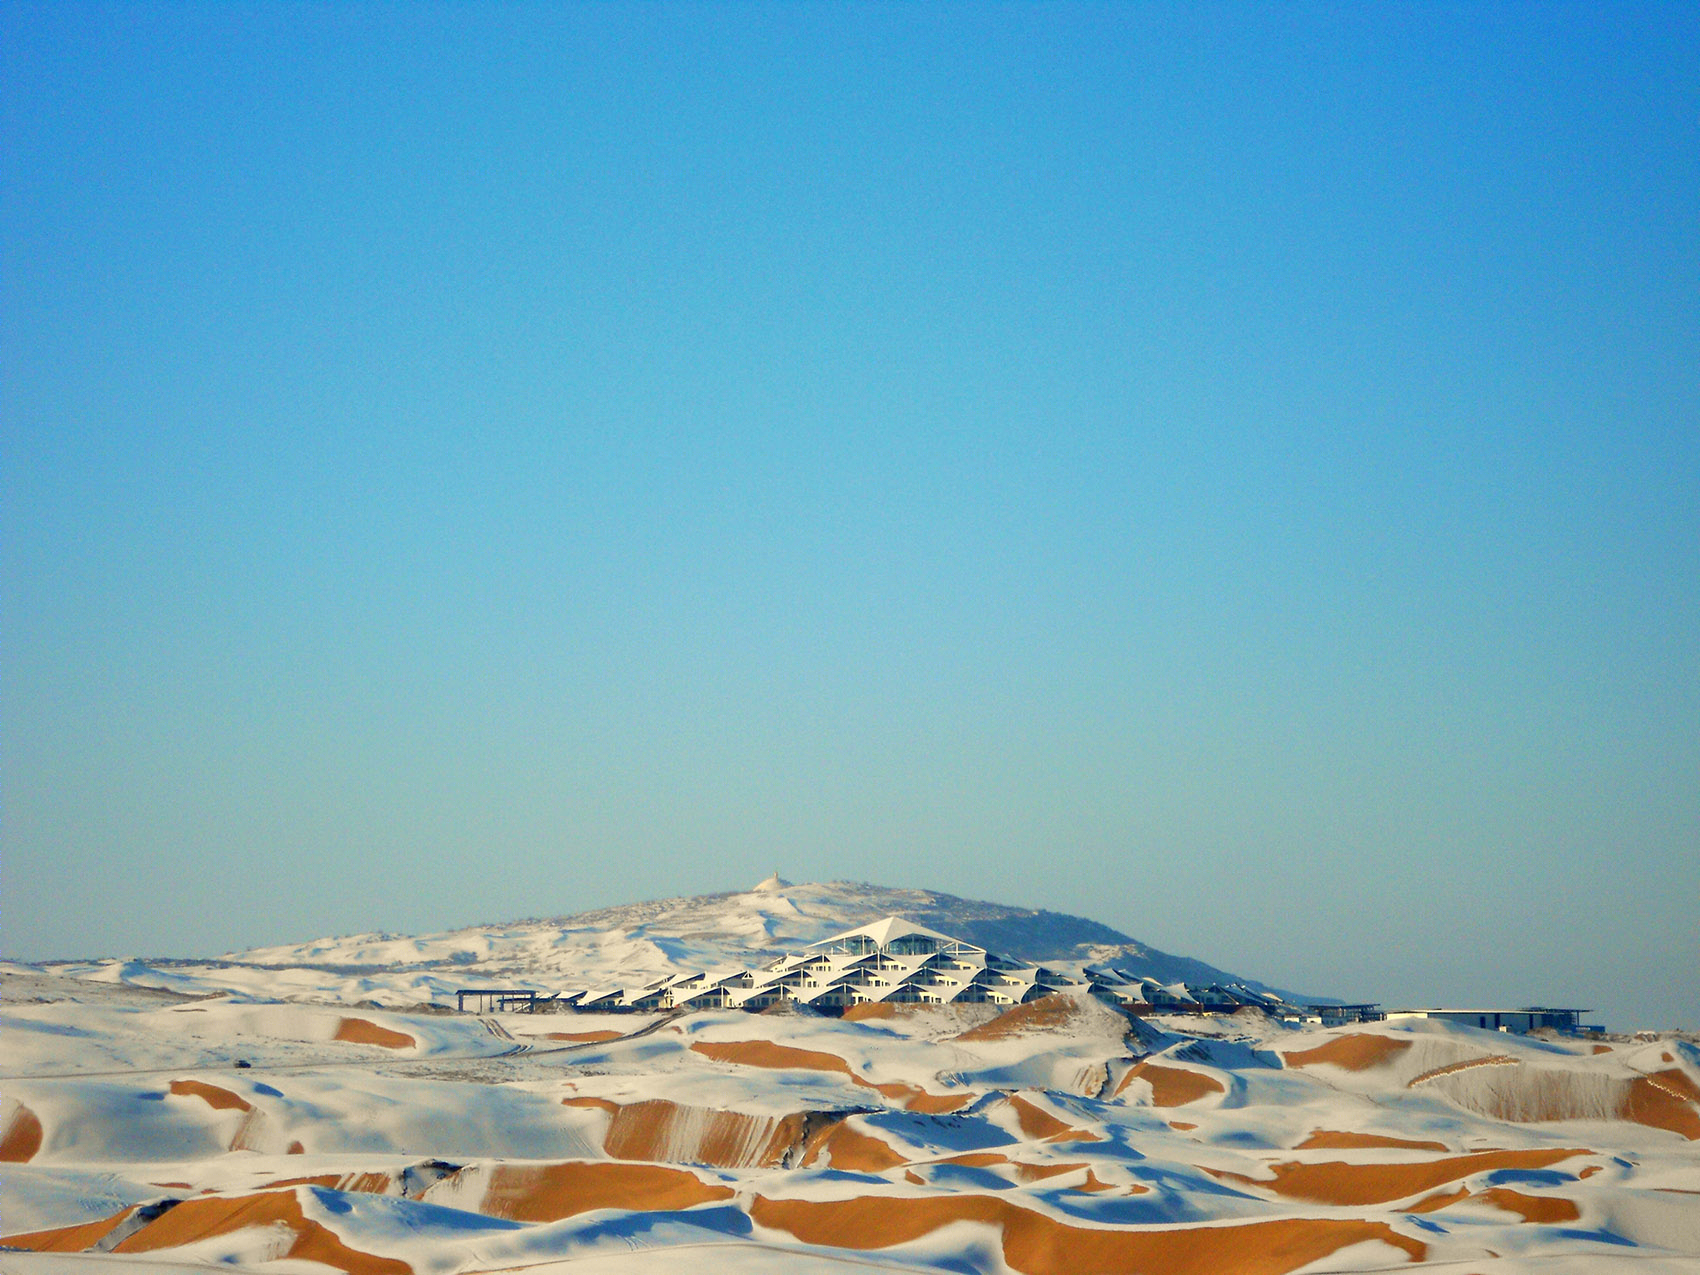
[4,883,1697,1273]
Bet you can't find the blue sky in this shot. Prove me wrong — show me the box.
[5,3,1696,1028]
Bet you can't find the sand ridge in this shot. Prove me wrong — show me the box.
[3,1191,413,1275]
[1282,1033,1412,1071]
[602,1098,807,1167]
[168,1079,254,1112]
[1623,1070,1700,1139]
[749,1194,1427,1275]
[477,1161,735,1222]
[1297,1130,1450,1152]
[1004,1094,1103,1143]
[1213,1146,1592,1207]
[953,994,1095,1042]
[1477,1187,1582,1224]
[334,1018,416,1050]
[1116,1059,1226,1105]
[0,1102,44,1162]
[689,1037,970,1112]
[800,1119,911,1172]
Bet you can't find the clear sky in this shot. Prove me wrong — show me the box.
[4,2,1696,1029]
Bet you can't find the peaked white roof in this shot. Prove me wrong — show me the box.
[808,916,982,952]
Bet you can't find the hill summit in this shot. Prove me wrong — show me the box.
[236,879,1321,1005]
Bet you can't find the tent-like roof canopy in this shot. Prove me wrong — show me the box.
[808,916,986,954]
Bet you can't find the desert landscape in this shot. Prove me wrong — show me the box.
[4,884,1697,1274]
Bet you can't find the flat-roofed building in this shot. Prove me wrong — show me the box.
[1384,1006,1599,1035]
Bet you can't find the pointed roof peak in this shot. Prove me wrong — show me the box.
[808,915,983,953]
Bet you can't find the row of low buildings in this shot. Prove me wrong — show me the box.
[454,916,1599,1035]
[462,917,1364,1021]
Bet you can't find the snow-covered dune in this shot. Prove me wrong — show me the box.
[4,886,1697,1273]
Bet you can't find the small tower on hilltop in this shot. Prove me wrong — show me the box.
[752,868,791,893]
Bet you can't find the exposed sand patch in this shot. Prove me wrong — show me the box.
[1297,1130,1449,1153]
[260,1174,344,1190]
[561,1095,621,1115]
[1645,1066,1700,1103]
[691,1039,854,1076]
[1593,1044,1614,1054]
[749,1195,1426,1275]
[1005,1094,1102,1143]
[688,1039,966,1112]
[1,1103,44,1162]
[1214,1147,1590,1207]
[954,994,1086,1042]
[1478,1187,1581,1224]
[603,1099,806,1168]
[1011,1161,1083,1183]
[335,1018,415,1050]
[870,1081,972,1113]
[112,1191,411,1275]
[1169,1121,1198,1131]
[479,1161,734,1222]
[545,1030,623,1043]
[4,1208,138,1252]
[1407,1187,1470,1213]
[1283,1034,1411,1071]
[12,1191,415,1275]
[843,1003,983,1025]
[1625,1071,1700,1139]
[1411,1058,1699,1137]
[169,1080,253,1112]
[1116,1060,1225,1106]
[800,1120,908,1172]
[930,1151,1010,1168]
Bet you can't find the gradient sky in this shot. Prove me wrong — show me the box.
[5,3,1696,1029]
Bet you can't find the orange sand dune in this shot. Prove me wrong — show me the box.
[1407,1186,1470,1213]
[1,1104,43,1163]
[1005,1094,1102,1143]
[561,1095,621,1115]
[1216,1147,1590,1207]
[113,1191,410,1275]
[1116,1060,1225,1106]
[4,1208,138,1253]
[954,995,1089,1042]
[870,1081,973,1113]
[1478,1187,1581,1224]
[603,1099,805,1168]
[691,1039,855,1076]
[843,1003,979,1024]
[479,1161,734,1222]
[689,1039,968,1112]
[1625,1070,1700,1140]
[1283,1034,1411,1071]
[750,1195,1426,1275]
[801,1120,909,1172]
[1011,1161,1085,1183]
[9,1191,410,1275]
[931,1151,1010,1168]
[335,1018,415,1050]
[169,1080,253,1112]
[1298,1130,1449,1153]
[258,1173,345,1191]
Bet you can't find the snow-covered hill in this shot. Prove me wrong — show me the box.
[227,878,1320,1006]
